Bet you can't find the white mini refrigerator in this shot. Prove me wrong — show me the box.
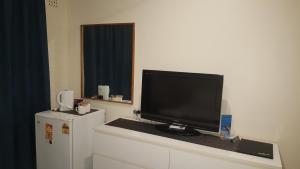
[35,110,105,169]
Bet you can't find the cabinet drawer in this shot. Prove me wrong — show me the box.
[170,149,260,169]
[93,154,145,169]
[93,132,169,169]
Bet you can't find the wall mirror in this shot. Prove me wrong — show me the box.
[81,23,134,104]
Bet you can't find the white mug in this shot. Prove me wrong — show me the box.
[85,104,91,112]
[76,106,86,114]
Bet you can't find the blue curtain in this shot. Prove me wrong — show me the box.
[83,24,133,100]
[0,0,50,169]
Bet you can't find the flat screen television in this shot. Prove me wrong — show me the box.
[141,70,223,134]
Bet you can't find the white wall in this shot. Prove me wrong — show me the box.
[46,0,300,168]
[45,0,70,108]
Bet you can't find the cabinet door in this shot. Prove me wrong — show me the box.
[93,154,146,169]
[94,133,169,169]
[170,150,261,169]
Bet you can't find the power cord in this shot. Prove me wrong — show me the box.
[133,110,141,121]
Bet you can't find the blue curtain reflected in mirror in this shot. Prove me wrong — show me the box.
[81,23,134,103]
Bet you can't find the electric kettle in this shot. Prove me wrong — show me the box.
[57,90,74,111]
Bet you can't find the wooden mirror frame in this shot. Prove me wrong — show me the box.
[80,23,135,104]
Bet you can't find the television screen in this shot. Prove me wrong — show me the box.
[141,70,223,132]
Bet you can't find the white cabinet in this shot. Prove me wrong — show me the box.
[92,123,282,169]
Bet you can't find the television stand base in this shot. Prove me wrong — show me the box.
[155,123,201,136]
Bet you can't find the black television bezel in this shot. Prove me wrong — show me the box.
[140,70,224,132]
